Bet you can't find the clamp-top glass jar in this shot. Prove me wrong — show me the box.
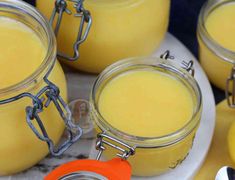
[36,0,170,73]
[0,0,82,175]
[197,0,235,167]
[90,52,202,176]
[198,0,235,93]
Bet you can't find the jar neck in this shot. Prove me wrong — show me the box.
[90,57,202,148]
[198,0,235,64]
[0,0,56,97]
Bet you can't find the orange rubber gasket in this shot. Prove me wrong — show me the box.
[44,158,131,180]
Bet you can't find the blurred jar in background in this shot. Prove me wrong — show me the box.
[197,0,235,91]
[37,0,170,73]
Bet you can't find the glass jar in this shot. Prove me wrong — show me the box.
[0,0,81,175]
[198,0,235,165]
[197,0,235,92]
[36,0,170,73]
[90,53,202,176]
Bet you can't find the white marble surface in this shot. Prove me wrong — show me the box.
[1,33,216,180]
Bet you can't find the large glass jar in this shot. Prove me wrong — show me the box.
[0,0,80,175]
[36,0,170,73]
[197,0,235,91]
[90,55,202,176]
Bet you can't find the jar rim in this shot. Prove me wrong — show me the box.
[0,0,56,96]
[198,0,235,64]
[90,57,202,148]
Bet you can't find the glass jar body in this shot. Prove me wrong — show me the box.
[0,0,67,175]
[198,36,233,90]
[0,62,67,175]
[92,120,199,176]
[90,57,202,176]
[197,0,235,91]
[36,0,170,73]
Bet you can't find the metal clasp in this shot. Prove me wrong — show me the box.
[50,0,92,61]
[95,133,136,160]
[226,66,235,108]
[0,76,82,156]
[160,50,174,60]
[160,50,195,77]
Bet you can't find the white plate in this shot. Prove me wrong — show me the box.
[1,33,215,180]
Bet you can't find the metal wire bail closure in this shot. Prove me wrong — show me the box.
[95,133,136,161]
[160,50,195,77]
[50,0,92,61]
[226,66,235,108]
[0,65,83,156]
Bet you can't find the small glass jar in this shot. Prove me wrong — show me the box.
[36,0,170,73]
[0,0,81,175]
[198,0,235,168]
[90,54,202,176]
[197,0,235,92]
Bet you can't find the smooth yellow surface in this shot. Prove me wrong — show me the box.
[98,70,193,137]
[195,100,235,180]
[37,0,170,73]
[206,3,235,51]
[0,17,45,88]
[96,70,198,176]
[0,17,67,175]
[228,121,235,163]
[199,3,235,90]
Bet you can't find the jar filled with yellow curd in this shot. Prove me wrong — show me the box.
[36,0,170,73]
[197,0,235,91]
[197,0,235,167]
[0,0,82,175]
[90,53,202,176]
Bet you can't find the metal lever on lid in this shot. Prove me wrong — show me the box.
[226,66,235,108]
[0,65,83,156]
[160,50,195,77]
[160,50,174,60]
[45,133,132,180]
[50,0,92,61]
[95,133,136,160]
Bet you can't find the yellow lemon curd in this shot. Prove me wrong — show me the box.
[97,70,198,176]
[228,121,235,164]
[0,17,66,175]
[36,0,170,73]
[98,70,193,137]
[0,18,45,88]
[195,100,235,180]
[198,2,235,90]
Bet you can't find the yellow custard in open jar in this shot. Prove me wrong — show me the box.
[37,0,170,73]
[90,56,202,176]
[0,0,81,175]
[198,0,235,91]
